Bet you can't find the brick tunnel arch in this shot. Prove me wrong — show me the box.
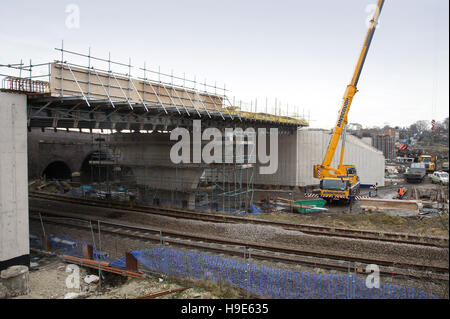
[42,161,72,180]
[80,151,136,184]
[80,150,112,184]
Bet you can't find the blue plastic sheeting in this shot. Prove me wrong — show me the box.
[30,233,126,267]
[48,234,84,258]
[30,233,439,299]
[46,234,117,264]
[251,204,261,214]
[109,256,127,269]
[131,248,438,299]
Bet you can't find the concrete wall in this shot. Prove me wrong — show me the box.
[361,137,373,146]
[254,129,385,187]
[0,93,29,270]
[253,132,298,186]
[297,130,385,187]
[27,128,100,179]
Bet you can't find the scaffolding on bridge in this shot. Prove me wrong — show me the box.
[1,43,309,128]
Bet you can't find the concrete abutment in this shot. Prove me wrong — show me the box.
[0,93,30,271]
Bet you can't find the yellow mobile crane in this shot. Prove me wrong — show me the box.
[313,0,385,202]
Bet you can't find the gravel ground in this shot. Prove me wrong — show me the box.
[12,251,233,299]
[251,183,449,237]
[87,277,222,299]
[29,218,449,298]
[30,198,449,268]
[13,255,90,299]
[29,188,449,299]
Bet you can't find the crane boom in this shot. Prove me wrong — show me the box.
[318,0,384,174]
[313,0,385,203]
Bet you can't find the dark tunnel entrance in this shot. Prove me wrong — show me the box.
[42,161,72,180]
[80,151,113,184]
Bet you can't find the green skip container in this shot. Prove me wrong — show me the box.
[295,198,326,213]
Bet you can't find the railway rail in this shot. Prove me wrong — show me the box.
[29,191,449,248]
[29,206,449,282]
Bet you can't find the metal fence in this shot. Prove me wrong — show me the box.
[30,233,439,299]
[131,248,438,299]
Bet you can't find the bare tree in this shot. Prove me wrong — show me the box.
[414,120,430,133]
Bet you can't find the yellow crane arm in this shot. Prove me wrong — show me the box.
[319,0,385,174]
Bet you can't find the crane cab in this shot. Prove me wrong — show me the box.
[319,165,360,202]
[342,165,359,184]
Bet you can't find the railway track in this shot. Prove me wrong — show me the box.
[29,191,449,248]
[29,207,449,282]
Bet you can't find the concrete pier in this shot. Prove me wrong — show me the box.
[111,132,204,208]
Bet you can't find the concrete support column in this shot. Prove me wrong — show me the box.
[111,132,204,210]
[0,93,29,271]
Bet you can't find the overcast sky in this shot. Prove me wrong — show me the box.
[1,0,448,129]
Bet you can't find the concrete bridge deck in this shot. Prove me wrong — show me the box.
[26,93,303,134]
[2,57,308,134]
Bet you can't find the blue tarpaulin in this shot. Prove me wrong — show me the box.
[251,204,261,214]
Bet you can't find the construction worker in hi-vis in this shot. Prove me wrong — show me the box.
[398,186,405,199]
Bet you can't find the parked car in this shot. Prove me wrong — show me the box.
[430,171,449,185]
[404,166,426,183]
